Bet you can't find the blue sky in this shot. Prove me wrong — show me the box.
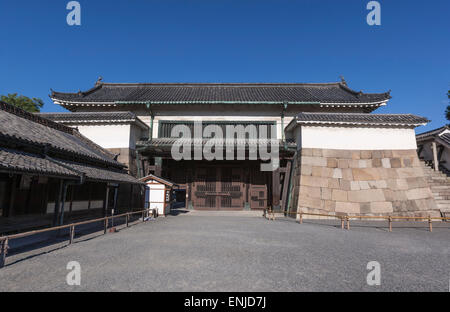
[1,0,449,132]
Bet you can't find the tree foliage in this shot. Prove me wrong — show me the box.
[446,90,450,121]
[0,93,44,113]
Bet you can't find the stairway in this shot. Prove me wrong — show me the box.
[420,161,450,217]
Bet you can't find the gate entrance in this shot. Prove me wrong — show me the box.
[193,166,244,210]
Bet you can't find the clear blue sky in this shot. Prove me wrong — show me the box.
[1,0,449,132]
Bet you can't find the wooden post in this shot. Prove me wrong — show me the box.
[299,213,303,224]
[272,168,281,211]
[104,218,108,234]
[388,216,392,232]
[346,216,350,230]
[428,216,433,232]
[281,161,292,214]
[0,238,8,268]
[126,214,129,227]
[142,210,145,222]
[341,217,344,229]
[432,142,439,171]
[69,226,75,245]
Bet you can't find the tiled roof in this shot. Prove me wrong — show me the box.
[37,111,149,129]
[440,133,450,145]
[51,80,391,107]
[416,126,449,140]
[0,101,140,184]
[0,148,78,178]
[0,102,122,167]
[416,125,450,147]
[140,174,177,187]
[292,112,429,127]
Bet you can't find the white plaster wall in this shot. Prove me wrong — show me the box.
[76,124,132,149]
[298,126,417,150]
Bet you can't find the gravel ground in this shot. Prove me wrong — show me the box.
[0,212,449,292]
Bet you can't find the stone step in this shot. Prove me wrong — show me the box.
[434,196,450,200]
[428,182,450,190]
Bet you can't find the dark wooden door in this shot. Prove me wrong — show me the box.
[249,169,268,209]
[219,167,243,210]
[193,166,244,210]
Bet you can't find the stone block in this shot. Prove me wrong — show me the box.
[402,158,412,167]
[406,177,427,189]
[332,189,348,201]
[351,151,361,160]
[349,160,360,168]
[338,159,349,169]
[372,158,382,168]
[328,178,340,189]
[312,148,323,157]
[381,158,391,168]
[350,181,361,191]
[322,149,352,159]
[382,150,393,158]
[361,150,372,159]
[300,164,312,176]
[390,158,402,168]
[342,168,353,180]
[300,175,329,188]
[360,202,371,214]
[332,168,343,179]
[323,200,336,212]
[368,180,387,189]
[335,202,360,214]
[321,187,332,200]
[339,179,351,191]
[298,197,322,209]
[312,166,332,177]
[392,150,416,157]
[358,160,369,168]
[405,188,433,200]
[327,158,337,168]
[397,167,423,179]
[359,181,370,190]
[301,148,313,156]
[302,156,327,167]
[348,189,386,202]
[300,185,321,199]
[372,150,383,159]
[370,202,393,213]
[352,168,381,181]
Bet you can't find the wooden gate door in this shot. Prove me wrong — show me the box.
[249,169,268,209]
[193,166,244,210]
[219,167,244,210]
[193,167,218,210]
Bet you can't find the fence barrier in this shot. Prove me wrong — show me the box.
[264,210,449,233]
[0,208,156,268]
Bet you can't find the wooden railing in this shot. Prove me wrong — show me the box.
[0,208,156,268]
[264,210,450,232]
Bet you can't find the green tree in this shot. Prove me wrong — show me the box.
[446,90,450,122]
[0,93,44,112]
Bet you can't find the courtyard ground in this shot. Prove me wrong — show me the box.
[0,211,449,292]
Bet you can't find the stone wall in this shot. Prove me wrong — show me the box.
[290,148,440,218]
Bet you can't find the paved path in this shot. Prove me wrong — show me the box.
[0,212,449,291]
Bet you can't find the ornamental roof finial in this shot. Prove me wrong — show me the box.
[95,76,103,86]
[339,75,347,86]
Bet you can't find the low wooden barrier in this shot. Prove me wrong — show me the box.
[264,210,450,233]
[0,208,156,268]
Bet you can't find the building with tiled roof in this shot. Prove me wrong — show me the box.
[46,78,441,218]
[0,101,143,234]
[416,125,450,173]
